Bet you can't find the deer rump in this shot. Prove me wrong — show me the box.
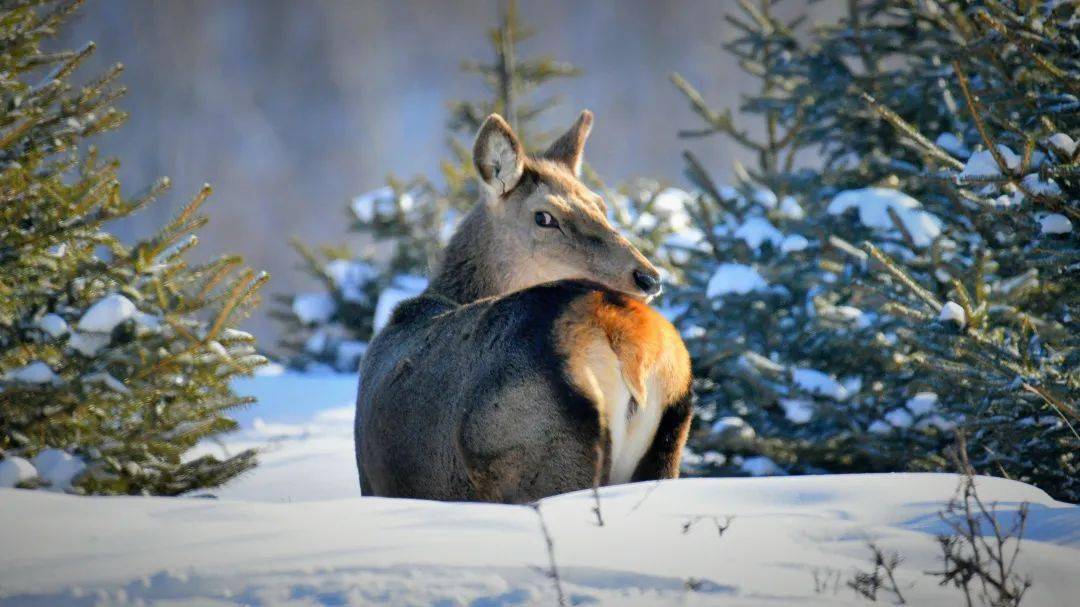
[355,279,692,504]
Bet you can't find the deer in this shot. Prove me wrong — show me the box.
[355,110,692,503]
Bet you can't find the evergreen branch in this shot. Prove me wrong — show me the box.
[864,242,943,312]
[860,92,964,170]
[670,73,764,152]
[952,60,1010,176]
[973,7,1079,96]
[1021,383,1079,435]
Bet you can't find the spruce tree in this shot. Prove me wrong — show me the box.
[0,0,267,495]
[671,0,1078,500]
[275,0,682,372]
[667,0,906,477]
[836,0,1079,500]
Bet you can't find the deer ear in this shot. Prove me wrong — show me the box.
[542,110,593,176]
[473,114,524,196]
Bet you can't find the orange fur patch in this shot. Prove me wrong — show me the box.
[556,290,691,413]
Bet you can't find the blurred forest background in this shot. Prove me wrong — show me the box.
[53,0,842,347]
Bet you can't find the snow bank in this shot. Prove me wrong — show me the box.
[1,474,1075,606]
[3,372,1077,605]
[191,371,360,502]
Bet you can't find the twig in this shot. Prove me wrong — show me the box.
[682,514,733,538]
[530,502,567,606]
[847,542,908,604]
[627,479,664,515]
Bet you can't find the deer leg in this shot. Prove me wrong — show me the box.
[631,390,693,481]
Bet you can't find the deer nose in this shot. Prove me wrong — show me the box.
[632,268,662,296]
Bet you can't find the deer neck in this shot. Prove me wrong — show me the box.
[427,205,508,304]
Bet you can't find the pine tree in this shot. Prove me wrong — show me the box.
[670,0,1078,500]
[275,0,683,372]
[0,0,267,495]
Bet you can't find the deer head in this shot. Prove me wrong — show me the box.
[452,110,661,302]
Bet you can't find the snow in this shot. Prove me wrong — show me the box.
[1024,173,1063,197]
[778,398,813,424]
[939,301,967,328]
[335,339,368,371]
[67,332,109,356]
[372,274,429,334]
[780,233,809,253]
[959,145,1020,178]
[827,187,942,247]
[661,227,708,264]
[350,186,397,222]
[30,449,85,492]
[650,187,694,230]
[915,414,956,432]
[777,195,805,220]
[733,216,783,250]
[791,367,849,401]
[191,372,359,501]
[831,305,868,328]
[81,371,130,394]
[868,420,892,435]
[1048,132,1076,157]
[2,372,1078,606]
[739,455,784,476]
[0,474,1074,606]
[325,259,377,303]
[76,293,137,333]
[1039,213,1072,235]
[905,392,939,416]
[705,263,768,298]
[997,145,1021,171]
[0,457,36,488]
[36,313,69,338]
[292,292,336,325]
[2,361,59,384]
[304,328,328,353]
[884,408,914,429]
[934,132,970,158]
[708,416,756,449]
[751,187,777,209]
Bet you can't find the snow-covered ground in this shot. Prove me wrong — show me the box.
[2,372,1078,606]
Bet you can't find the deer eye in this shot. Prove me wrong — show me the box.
[534,211,559,229]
